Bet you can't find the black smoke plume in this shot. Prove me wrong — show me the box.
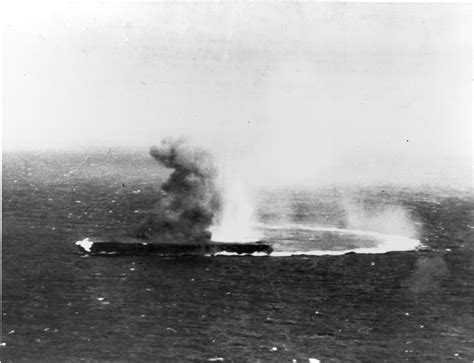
[135,138,221,243]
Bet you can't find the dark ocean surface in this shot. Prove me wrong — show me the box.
[2,150,474,362]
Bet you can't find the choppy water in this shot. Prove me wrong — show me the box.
[2,150,474,361]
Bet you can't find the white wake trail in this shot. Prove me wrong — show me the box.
[225,223,424,257]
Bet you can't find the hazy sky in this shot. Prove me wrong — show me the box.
[3,3,472,186]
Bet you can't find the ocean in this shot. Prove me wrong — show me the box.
[2,150,474,361]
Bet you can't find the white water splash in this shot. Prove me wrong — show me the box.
[210,175,260,242]
[213,251,270,257]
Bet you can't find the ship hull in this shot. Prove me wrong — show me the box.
[75,237,273,256]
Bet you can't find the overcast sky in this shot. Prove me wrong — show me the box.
[3,3,472,186]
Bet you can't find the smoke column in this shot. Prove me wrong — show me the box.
[135,138,221,243]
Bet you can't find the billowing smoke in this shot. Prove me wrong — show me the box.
[135,138,221,243]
